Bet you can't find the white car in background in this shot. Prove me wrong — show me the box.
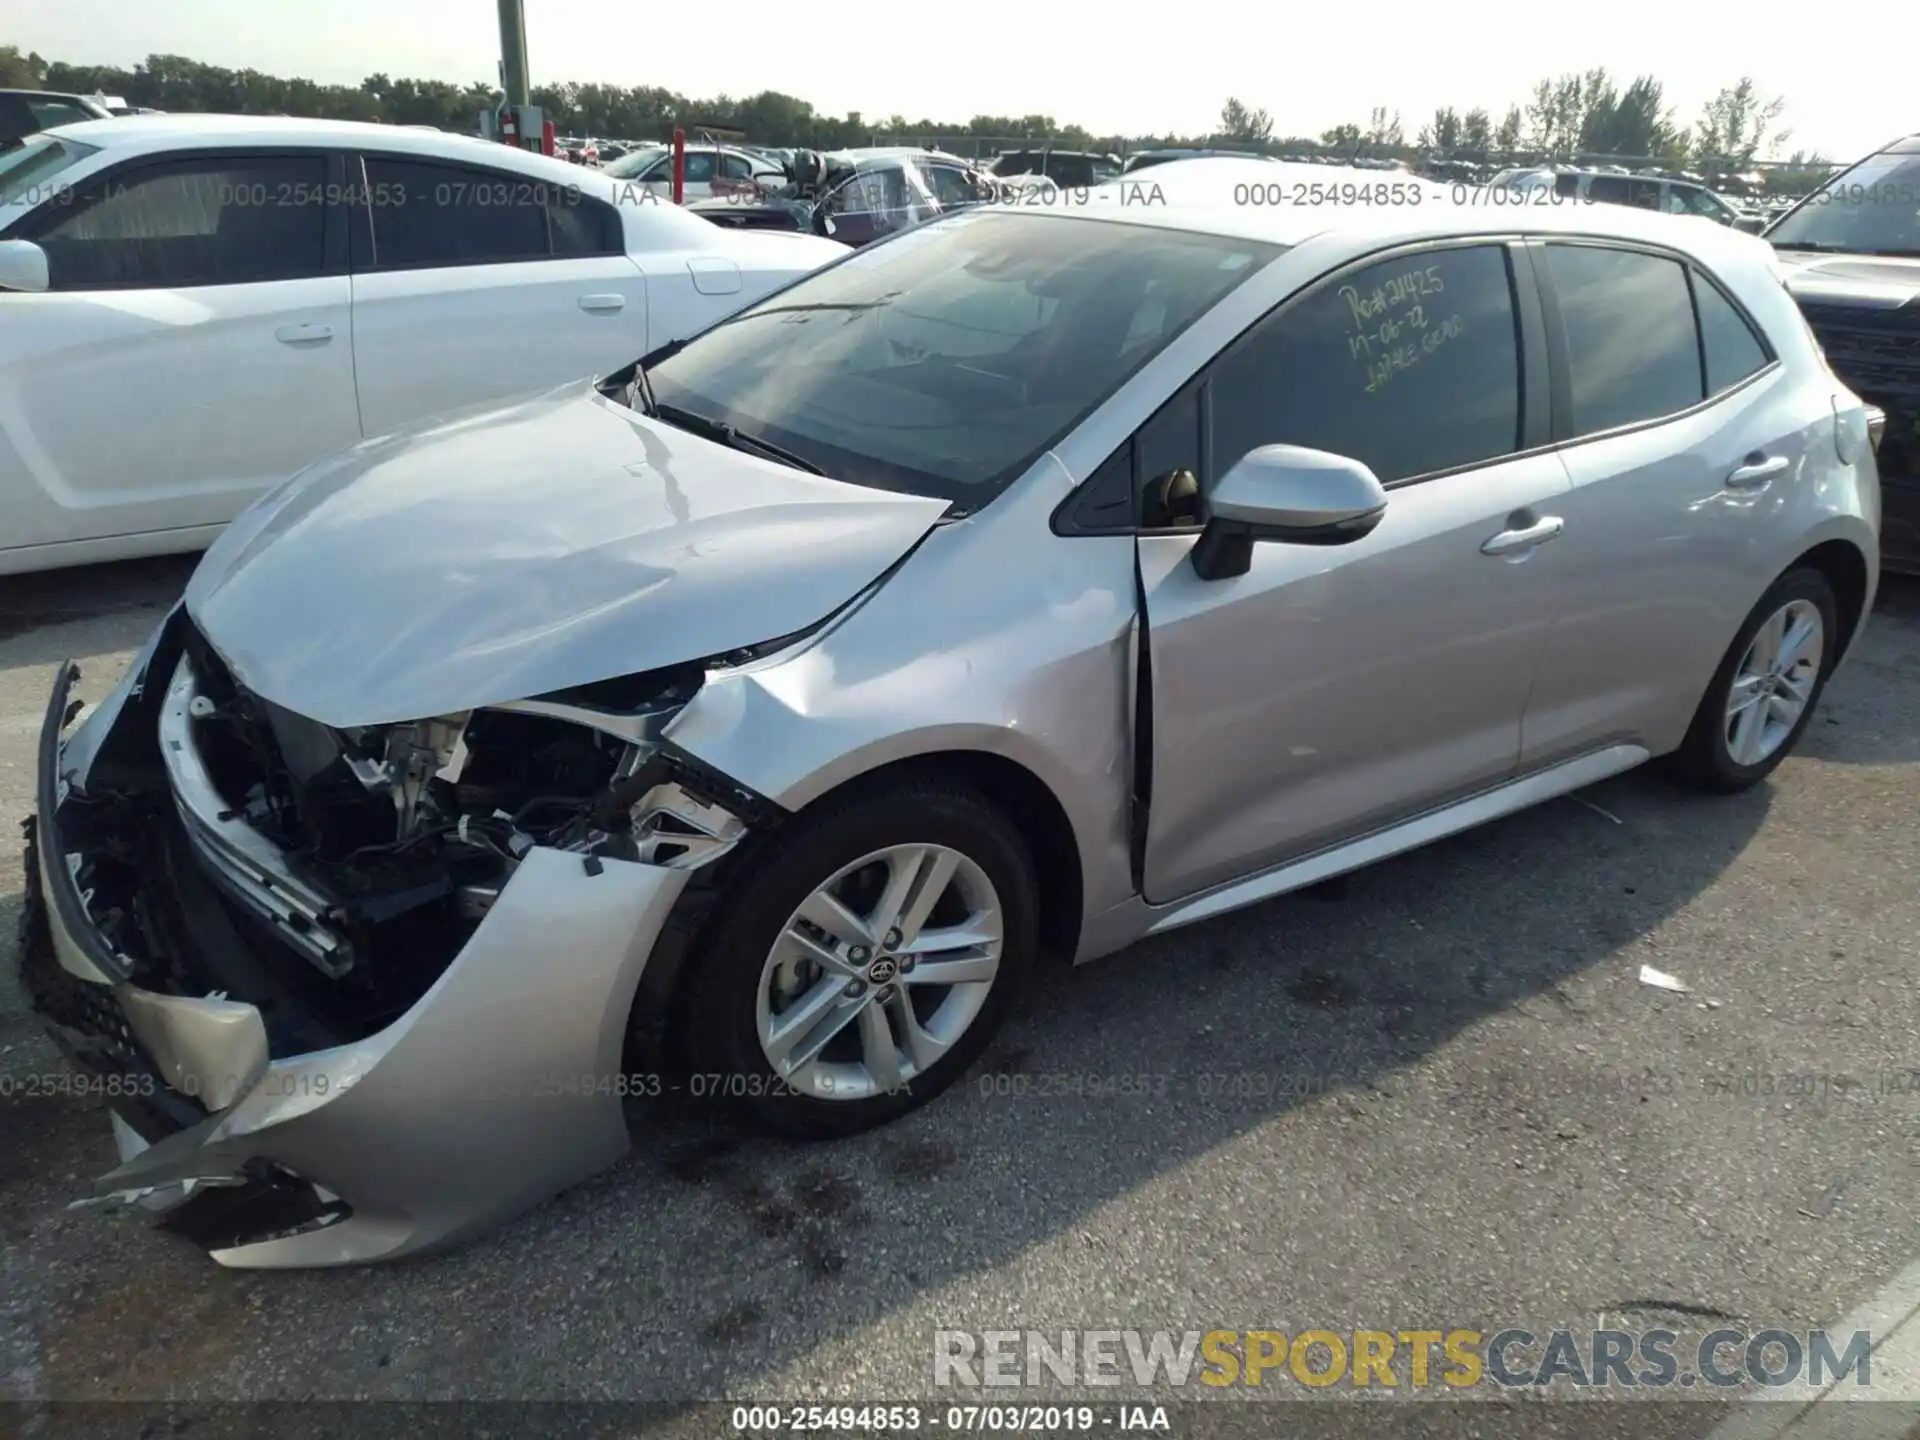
[601,142,786,200]
[0,116,845,575]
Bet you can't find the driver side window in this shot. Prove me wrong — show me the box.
[1209,244,1523,487]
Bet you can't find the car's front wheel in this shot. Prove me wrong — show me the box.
[1671,566,1838,791]
[679,777,1037,1137]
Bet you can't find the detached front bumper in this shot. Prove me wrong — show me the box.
[24,634,693,1268]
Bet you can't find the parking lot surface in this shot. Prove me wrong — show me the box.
[2,556,1917,1414]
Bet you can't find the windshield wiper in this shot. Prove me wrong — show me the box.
[603,337,694,415]
[652,403,825,475]
[1770,242,1849,252]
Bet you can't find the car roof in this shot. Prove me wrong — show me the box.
[992,157,1781,257]
[1,88,97,101]
[44,113,595,185]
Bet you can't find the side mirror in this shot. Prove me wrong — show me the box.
[1191,444,1388,581]
[1735,214,1768,234]
[0,238,49,294]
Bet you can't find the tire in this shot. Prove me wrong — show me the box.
[1669,566,1838,792]
[677,777,1038,1138]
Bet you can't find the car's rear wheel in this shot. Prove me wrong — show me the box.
[1670,567,1837,791]
[678,777,1036,1138]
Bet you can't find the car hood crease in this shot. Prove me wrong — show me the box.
[184,384,949,727]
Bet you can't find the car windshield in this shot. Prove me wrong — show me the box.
[645,210,1281,507]
[603,145,665,179]
[1767,150,1920,256]
[0,134,100,208]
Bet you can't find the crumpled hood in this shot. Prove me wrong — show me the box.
[1773,250,1920,309]
[185,384,949,728]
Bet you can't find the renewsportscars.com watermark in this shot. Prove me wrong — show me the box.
[933,1328,1874,1391]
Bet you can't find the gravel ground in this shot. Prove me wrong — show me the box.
[1,555,1916,1425]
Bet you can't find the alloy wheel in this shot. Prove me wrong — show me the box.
[755,844,1004,1101]
[1725,598,1824,767]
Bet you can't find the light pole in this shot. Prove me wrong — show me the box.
[486,0,547,153]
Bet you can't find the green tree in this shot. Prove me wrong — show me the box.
[0,45,49,87]
[1494,105,1524,153]
[1417,106,1462,152]
[1692,77,1789,165]
[1219,96,1273,146]
[1366,106,1403,147]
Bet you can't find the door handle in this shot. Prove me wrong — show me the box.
[578,294,626,313]
[273,322,333,344]
[1726,454,1789,489]
[1480,515,1565,556]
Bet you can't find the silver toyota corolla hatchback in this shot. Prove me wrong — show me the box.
[26,162,1882,1266]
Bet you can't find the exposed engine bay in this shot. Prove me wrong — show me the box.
[52,617,765,1054]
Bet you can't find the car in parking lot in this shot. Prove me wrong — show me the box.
[0,115,846,575]
[1542,168,1767,231]
[0,88,113,149]
[990,149,1122,189]
[1122,147,1278,173]
[688,149,999,248]
[1765,131,1920,572]
[22,160,1880,1267]
[601,141,786,200]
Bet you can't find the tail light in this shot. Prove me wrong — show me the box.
[1866,406,1886,453]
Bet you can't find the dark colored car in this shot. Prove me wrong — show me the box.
[690,150,998,249]
[1121,147,1276,174]
[0,90,113,151]
[989,149,1122,189]
[1767,132,1920,572]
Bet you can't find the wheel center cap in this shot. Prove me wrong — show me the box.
[866,956,900,985]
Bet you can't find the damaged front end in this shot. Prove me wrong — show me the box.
[22,605,771,1268]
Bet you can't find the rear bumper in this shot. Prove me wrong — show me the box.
[25,643,692,1268]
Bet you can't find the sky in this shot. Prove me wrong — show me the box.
[2,0,1910,162]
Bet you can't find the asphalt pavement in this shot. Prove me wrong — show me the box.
[1,554,1917,1426]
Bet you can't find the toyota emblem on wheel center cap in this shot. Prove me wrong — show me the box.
[866,957,899,985]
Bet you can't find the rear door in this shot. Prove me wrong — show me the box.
[0,149,360,558]
[1139,240,1571,901]
[347,152,647,437]
[1517,240,1806,767]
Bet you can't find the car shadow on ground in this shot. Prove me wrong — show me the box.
[16,559,1911,1404]
[0,748,1765,1401]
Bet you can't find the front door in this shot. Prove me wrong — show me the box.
[0,150,360,557]
[1140,241,1570,903]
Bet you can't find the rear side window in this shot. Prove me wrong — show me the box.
[549,190,621,256]
[1692,272,1770,395]
[1586,175,1630,204]
[1543,244,1701,436]
[361,157,577,267]
[0,94,31,147]
[1210,243,1523,484]
[31,154,327,289]
[26,98,96,131]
